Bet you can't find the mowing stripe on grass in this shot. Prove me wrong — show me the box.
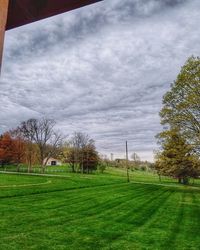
[0,180,52,188]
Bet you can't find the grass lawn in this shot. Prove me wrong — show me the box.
[0,169,200,250]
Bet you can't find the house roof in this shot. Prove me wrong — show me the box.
[44,157,60,162]
[6,0,102,30]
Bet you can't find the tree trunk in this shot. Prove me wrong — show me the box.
[82,164,84,174]
[71,163,75,173]
[27,142,33,173]
[81,155,84,174]
[28,154,32,173]
[182,177,189,185]
[28,164,32,173]
[178,177,189,185]
[16,164,20,172]
[41,166,45,174]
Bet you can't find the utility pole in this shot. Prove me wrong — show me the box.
[126,141,130,182]
[0,0,9,72]
[111,153,114,161]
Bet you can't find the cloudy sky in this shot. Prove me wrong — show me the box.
[1,0,200,161]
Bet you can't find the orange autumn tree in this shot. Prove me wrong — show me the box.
[12,134,26,171]
[0,132,26,170]
[0,133,14,167]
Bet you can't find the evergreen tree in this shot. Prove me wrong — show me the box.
[155,129,199,184]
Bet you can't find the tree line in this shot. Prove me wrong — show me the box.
[0,118,100,174]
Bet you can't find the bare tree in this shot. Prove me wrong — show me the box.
[68,132,99,173]
[19,118,64,173]
[16,120,36,172]
[71,132,89,173]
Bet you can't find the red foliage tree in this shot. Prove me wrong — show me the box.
[0,132,26,169]
[0,133,14,166]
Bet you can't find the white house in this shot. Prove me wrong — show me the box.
[43,157,62,166]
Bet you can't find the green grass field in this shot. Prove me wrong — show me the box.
[0,168,200,250]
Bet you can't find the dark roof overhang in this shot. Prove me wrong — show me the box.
[6,0,102,30]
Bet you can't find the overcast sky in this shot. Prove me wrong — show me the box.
[1,0,200,161]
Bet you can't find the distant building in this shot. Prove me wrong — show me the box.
[115,159,125,163]
[43,157,62,166]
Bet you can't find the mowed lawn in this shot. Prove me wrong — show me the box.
[0,172,200,250]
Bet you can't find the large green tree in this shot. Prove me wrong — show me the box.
[160,56,200,152]
[156,56,200,183]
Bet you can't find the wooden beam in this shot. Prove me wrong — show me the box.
[0,0,9,72]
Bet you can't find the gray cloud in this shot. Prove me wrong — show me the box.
[1,0,200,161]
